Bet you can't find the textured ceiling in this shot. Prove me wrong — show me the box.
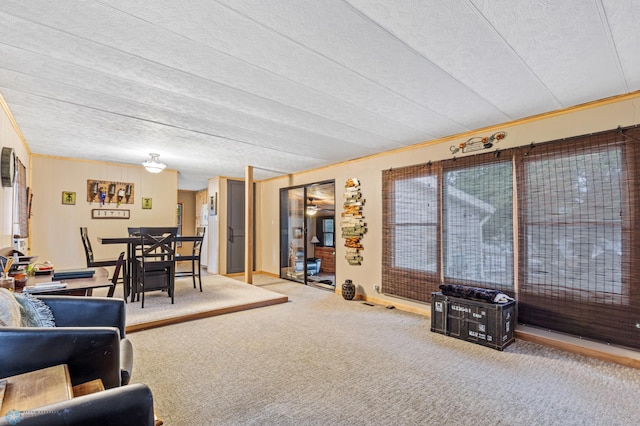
[1,0,638,190]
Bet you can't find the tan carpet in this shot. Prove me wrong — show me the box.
[93,274,288,332]
[127,280,640,425]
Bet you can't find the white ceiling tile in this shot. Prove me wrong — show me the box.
[469,0,628,106]
[0,1,636,189]
[602,0,640,90]
[0,4,420,143]
[345,0,563,120]
[213,0,500,131]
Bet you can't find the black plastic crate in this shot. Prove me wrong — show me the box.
[430,292,515,351]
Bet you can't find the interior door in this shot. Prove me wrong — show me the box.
[227,179,245,274]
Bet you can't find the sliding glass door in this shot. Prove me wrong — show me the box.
[280,187,306,283]
[280,181,335,286]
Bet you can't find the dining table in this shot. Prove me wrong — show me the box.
[98,234,203,302]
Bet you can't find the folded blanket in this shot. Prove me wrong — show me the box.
[439,284,513,304]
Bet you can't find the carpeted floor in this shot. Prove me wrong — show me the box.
[127,276,640,425]
[93,274,288,331]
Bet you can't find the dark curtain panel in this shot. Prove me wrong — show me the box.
[16,157,28,238]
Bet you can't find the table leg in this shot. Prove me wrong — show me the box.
[128,242,139,303]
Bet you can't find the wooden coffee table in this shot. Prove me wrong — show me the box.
[1,365,163,425]
[0,364,73,417]
[20,267,113,296]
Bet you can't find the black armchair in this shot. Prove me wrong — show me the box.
[0,296,133,389]
[0,383,156,426]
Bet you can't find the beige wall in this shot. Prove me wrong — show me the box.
[206,176,220,274]
[5,90,640,295]
[257,94,640,312]
[0,97,31,250]
[194,188,209,267]
[30,156,178,270]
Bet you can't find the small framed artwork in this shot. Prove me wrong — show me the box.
[62,191,76,205]
[293,227,303,239]
[92,209,130,219]
[142,197,153,209]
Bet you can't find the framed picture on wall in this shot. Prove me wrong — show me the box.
[91,209,130,219]
[293,227,303,239]
[61,191,76,205]
[142,197,153,209]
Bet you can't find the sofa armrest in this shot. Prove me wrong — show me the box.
[0,327,122,389]
[0,383,155,426]
[38,296,127,339]
[120,338,134,385]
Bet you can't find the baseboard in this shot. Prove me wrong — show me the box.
[356,292,639,369]
[350,292,430,316]
[515,324,640,369]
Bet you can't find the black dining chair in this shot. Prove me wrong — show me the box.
[134,227,178,308]
[80,227,125,286]
[175,226,206,292]
[80,227,118,268]
[126,227,142,301]
[107,251,126,299]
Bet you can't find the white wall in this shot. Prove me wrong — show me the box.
[257,94,640,312]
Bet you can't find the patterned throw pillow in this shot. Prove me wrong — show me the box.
[0,290,56,327]
[0,288,21,326]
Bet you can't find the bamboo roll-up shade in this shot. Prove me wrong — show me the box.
[382,125,640,349]
[516,126,640,349]
[440,151,514,293]
[382,163,440,303]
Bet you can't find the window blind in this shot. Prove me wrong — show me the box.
[382,126,640,349]
[382,163,440,302]
[382,151,513,302]
[517,128,640,348]
[442,152,513,291]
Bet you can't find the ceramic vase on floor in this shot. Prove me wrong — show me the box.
[342,279,355,300]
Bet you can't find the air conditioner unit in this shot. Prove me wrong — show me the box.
[13,238,27,254]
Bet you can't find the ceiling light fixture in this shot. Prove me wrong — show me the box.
[142,153,166,173]
[306,197,318,216]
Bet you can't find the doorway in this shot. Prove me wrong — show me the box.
[280,181,335,288]
[227,179,245,274]
[226,179,256,274]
